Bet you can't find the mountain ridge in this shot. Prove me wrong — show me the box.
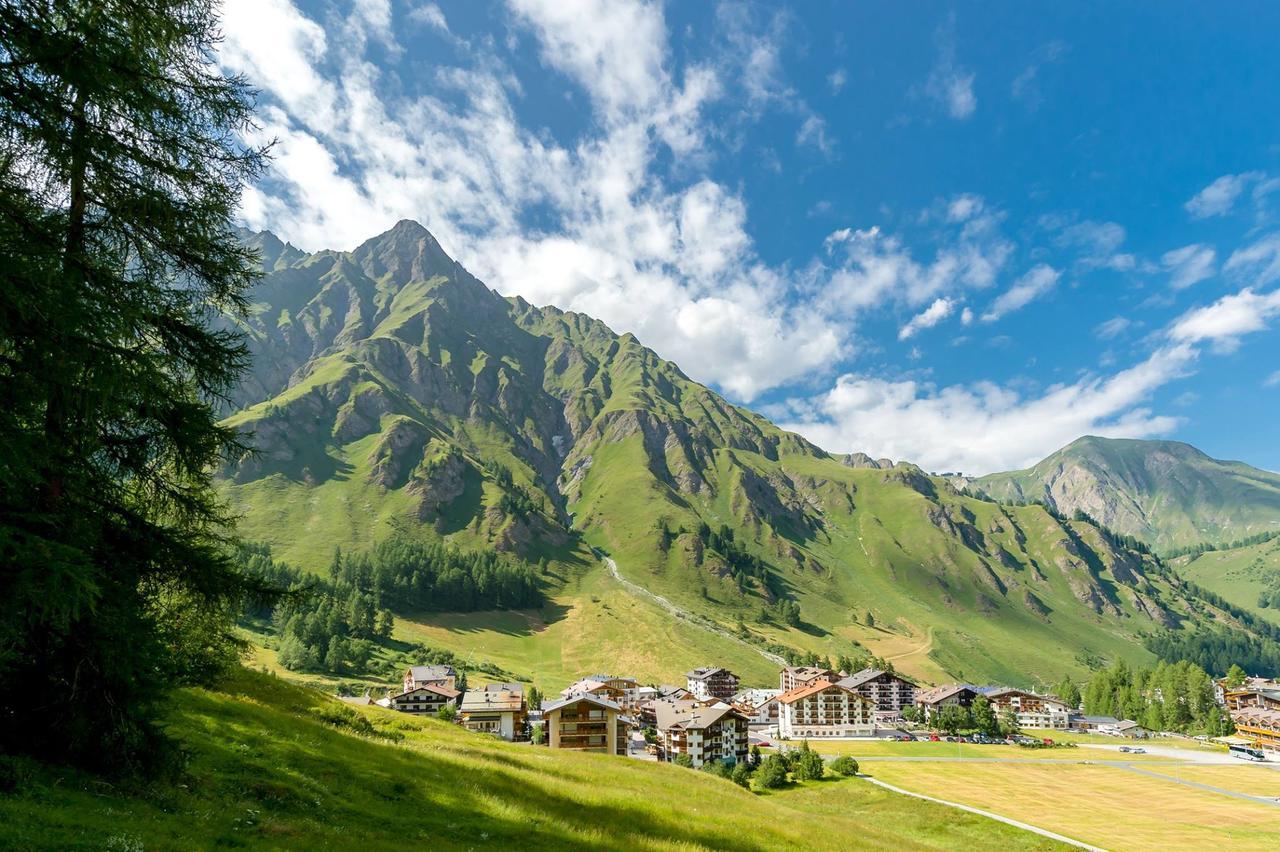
[216,221,1270,686]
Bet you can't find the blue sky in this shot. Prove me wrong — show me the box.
[220,0,1280,473]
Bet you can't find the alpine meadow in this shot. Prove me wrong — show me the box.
[5,2,1280,851]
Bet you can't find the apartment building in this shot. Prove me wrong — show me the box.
[776,680,875,738]
[655,699,750,767]
[685,667,740,702]
[543,694,627,755]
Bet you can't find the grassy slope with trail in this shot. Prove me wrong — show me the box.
[1172,535,1280,627]
[0,670,1055,851]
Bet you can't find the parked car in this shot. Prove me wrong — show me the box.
[1130,747,1146,754]
[1119,746,1132,753]
[929,734,940,742]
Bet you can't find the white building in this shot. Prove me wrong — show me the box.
[777,679,875,739]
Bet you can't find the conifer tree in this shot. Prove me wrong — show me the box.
[0,0,268,770]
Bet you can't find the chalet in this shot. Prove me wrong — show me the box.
[542,694,627,755]
[779,666,839,692]
[915,684,980,722]
[560,675,641,711]
[389,683,460,716]
[837,669,917,719]
[777,679,875,739]
[731,688,782,726]
[403,664,457,693]
[1069,715,1147,737]
[1231,707,1280,753]
[685,667,740,701]
[982,688,1071,730]
[1214,676,1280,705]
[458,682,526,740]
[655,699,750,767]
[1224,685,1280,752]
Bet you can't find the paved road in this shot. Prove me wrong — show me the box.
[1117,763,1280,808]
[596,551,786,666]
[1078,742,1266,766]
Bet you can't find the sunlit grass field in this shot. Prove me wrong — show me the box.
[0,670,1056,851]
[863,761,1280,851]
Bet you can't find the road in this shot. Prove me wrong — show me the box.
[597,551,787,666]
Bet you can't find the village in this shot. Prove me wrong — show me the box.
[349,662,1280,768]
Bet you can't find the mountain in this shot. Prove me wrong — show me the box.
[218,222,1266,688]
[970,437,1280,552]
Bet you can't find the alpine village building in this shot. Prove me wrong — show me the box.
[458,682,526,741]
[1223,682,1280,753]
[655,699,750,767]
[837,668,917,720]
[685,667,740,702]
[402,664,457,693]
[542,694,628,754]
[388,683,460,715]
[777,679,875,738]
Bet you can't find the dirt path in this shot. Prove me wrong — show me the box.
[859,775,1102,850]
[597,551,787,666]
[886,624,934,663]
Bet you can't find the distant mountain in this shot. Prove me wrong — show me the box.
[217,222,1268,686]
[970,437,1280,552]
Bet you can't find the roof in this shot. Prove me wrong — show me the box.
[982,687,1067,706]
[686,667,733,681]
[657,684,693,698]
[654,698,747,731]
[781,666,838,681]
[1075,715,1122,725]
[837,668,917,689]
[542,693,623,714]
[408,664,456,681]
[459,682,524,713]
[731,688,782,706]
[392,683,460,701]
[777,679,868,705]
[915,684,979,705]
[560,678,607,697]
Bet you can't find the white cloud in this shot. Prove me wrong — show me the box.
[827,68,847,94]
[1161,243,1216,290]
[981,263,1060,322]
[924,18,975,119]
[898,297,955,340]
[1010,40,1067,111]
[1185,172,1263,219]
[780,345,1196,474]
[1264,370,1280,388]
[960,306,974,325]
[408,3,449,32]
[1052,220,1135,271]
[1224,232,1280,287]
[1168,288,1280,353]
[1095,316,1131,340]
[221,0,845,401]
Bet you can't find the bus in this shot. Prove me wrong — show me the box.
[1229,744,1267,762]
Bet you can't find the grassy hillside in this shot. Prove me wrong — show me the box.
[973,436,1280,551]
[217,223,1270,691]
[1173,536,1280,627]
[0,670,1056,850]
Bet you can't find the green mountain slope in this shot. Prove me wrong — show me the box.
[0,670,1054,850]
[971,436,1280,552]
[218,222,1263,688]
[1171,536,1280,627]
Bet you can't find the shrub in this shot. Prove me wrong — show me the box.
[437,704,457,722]
[757,754,789,789]
[829,756,859,776]
[700,760,731,778]
[793,749,826,781]
[674,754,694,768]
[731,761,753,789]
[311,704,375,736]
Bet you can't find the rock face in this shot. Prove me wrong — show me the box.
[975,436,1280,551]
[217,221,1258,682]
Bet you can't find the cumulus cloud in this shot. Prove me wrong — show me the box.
[408,2,449,32]
[1051,220,1136,271]
[981,263,1059,322]
[780,345,1196,474]
[898,297,955,340]
[219,0,845,401]
[1185,172,1263,219]
[1168,288,1280,353]
[1224,232,1280,287]
[827,68,847,93]
[1161,243,1216,290]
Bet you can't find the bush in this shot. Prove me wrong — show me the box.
[757,754,789,789]
[437,704,457,722]
[829,756,859,776]
[793,749,826,781]
[673,754,694,768]
[731,761,753,789]
[700,760,731,779]
[311,704,375,737]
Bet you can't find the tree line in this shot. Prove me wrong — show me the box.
[1082,658,1233,735]
[1161,529,1280,560]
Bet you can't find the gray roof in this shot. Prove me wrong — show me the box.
[837,668,917,689]
[542,693,622,714]
[654,698,746,732]
[409,664,456,680]
[685,667,732,680]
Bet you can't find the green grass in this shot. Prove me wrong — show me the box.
[864,760,1280,851]
[0,670,1058,850]
[1173,537,1280,626]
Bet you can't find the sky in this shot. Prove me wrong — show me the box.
[219,0,1280,475]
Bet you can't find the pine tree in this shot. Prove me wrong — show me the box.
[0,0,269,771]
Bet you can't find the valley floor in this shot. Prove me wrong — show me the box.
[0,670,1054,851]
